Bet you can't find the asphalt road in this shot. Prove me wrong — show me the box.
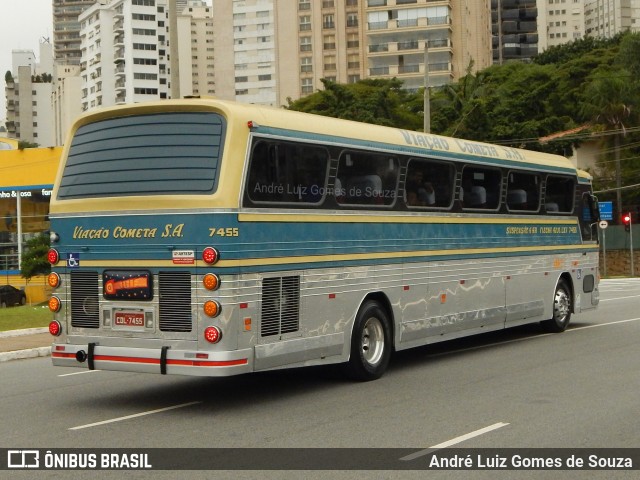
[2,278,640,480]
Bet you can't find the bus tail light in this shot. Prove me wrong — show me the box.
[49,320,62,336]
[204,300,221,317]
[203,273,220,291]
[204,326,222,344]
[47,272,61,288]
[47,248,59,265]
[48,296,61,312]
[202,247,219,265]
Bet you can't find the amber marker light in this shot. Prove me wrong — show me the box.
[48,296,61,312]
[47,248,59,265]
[203,273,220,291]
[204,300,221,318]
[49,320,62,336]
[202,247,219,265]
[47,272,61,288]
[204,326,222,344]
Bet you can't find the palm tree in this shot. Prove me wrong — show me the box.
[580,73,634,215]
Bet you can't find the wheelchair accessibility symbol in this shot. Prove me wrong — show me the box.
[67,253,80,268]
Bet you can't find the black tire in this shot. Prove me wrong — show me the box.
[344,300,392,381]
[541,279,572,333]
[20,296,26,306]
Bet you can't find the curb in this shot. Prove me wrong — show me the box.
[0,327,49,338]
[0,328,51,363]
[0,347,51,363]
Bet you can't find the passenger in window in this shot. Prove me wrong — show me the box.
[406,169,435,206]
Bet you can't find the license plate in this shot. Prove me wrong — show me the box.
[114,311,145,328]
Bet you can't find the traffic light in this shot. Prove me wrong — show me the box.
[622,213,632,233]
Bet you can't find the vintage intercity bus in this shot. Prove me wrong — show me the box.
[47,98,600,381]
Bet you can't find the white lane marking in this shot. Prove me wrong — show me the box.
[58,370,101,377]
[69,401,202,430]
[400,422,510,461]
[570,317,640,331]
[600,295,640,302]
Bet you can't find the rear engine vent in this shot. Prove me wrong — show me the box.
[70,270,100,328]
[159,271,192,332]
[261,276,300,337]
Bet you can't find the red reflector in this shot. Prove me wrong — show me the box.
[328,293,336,299]
[202,247,219,265]
[196,353,209,359]
[47,248,59,265]
[204,326,222,344]
[55,345,66,351]
[49,320,62,336]
[403,286,410,291]
[239,303,248,309]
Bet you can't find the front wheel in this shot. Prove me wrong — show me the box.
[541,280,572,333]
[343,301,392,381]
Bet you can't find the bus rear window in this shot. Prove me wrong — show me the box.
[58,112,225,199]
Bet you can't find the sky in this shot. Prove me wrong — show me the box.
[0,0,54,125]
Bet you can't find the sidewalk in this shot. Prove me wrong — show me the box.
[0,328,52,362]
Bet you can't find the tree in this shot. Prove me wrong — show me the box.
[20,233,51,281]
[579,70,635,214]
[4,70,13,84]
[18,140,39,149]
[287,78,423,130]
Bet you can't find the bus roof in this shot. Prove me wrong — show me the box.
[65,97,577,174]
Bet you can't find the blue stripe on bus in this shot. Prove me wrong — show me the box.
[52,212,587,275]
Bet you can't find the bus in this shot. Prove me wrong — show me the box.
[47,98,600,381]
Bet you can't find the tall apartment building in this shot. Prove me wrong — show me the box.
[270,0,493,105]
[53,0,98,65]
[52,64,83,145]
[176,1,216,97]
[585,0,640,36]
[79,0,170,111]
[207,0,278,105]
[4,42,55,146]
[538,0,586,51]
[492,0,538,63]
[363,0,492,90]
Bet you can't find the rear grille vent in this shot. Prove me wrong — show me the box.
[261,276,300,337]
[159,271,192,332]
[70,270,100,328]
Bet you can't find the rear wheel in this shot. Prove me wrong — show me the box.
[344,300,392,381]
[541,279,572,333]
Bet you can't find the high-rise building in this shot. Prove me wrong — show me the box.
[79,0,170,110]
[585,0,640,37]
[53,0,98,65]
[363,0,492,90]
[208,0,278,105]
[492,0,539,63]
[538,0,586,51]
[176,1,216,97]
[4,42,55,146]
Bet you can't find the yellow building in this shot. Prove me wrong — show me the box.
[0,142,62,304]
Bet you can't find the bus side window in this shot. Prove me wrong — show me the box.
[507,171,540,212]
[461,166,501,210]
[336,151,398,206]
[404,158,454,209]
[545,175,575,213]
[246,140,329,205]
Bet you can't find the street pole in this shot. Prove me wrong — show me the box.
[601,227,607,278]
[423,42,430,133]
[630,216,635,277]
